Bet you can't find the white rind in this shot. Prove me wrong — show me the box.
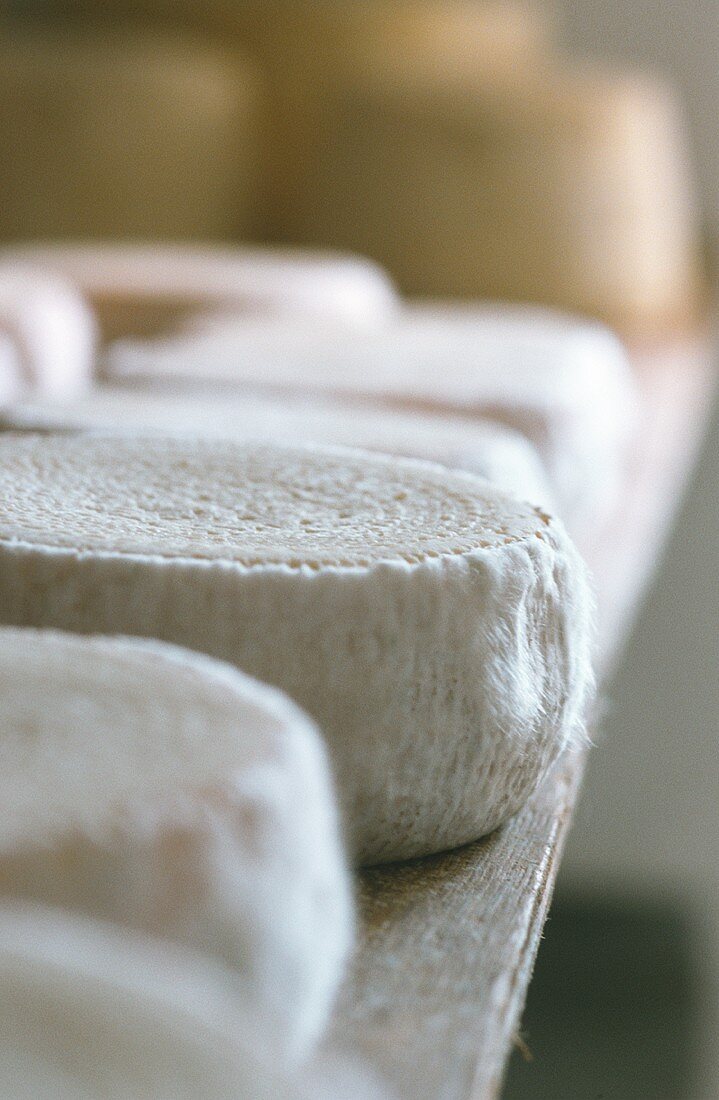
[0,903,361,1099]
[0,268,95,403]
[1,243,399,330]
[0,628,352,1052]
[0,437,595,864]
[106,304,636,528]
[3,386,555,509]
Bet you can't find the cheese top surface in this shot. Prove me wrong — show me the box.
[4,387,553,506]
[0,435,548,567]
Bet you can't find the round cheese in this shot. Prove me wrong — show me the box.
[226,0,550,240]
[0,903,350,1098]
[107,305,635,530]
[0,28,263,245]
[0,436,594,864]
[0,334,22,406]
[285,55,704,334]
[0,268,95,403]
[3,387,554,510]
[234,0,549,73]
[0,627,351,1052]
[1,243,399,341]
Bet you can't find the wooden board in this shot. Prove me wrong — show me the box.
[329,750,584,1100]
[321,336,717,1099]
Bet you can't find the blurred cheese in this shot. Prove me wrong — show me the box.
[1,243,398,341]
[0,335,22,407]
[105,305,636,530]
[224,0,551,234]
[4,386,555,509]
[0,268,95,403]
[0,904,370,1098]
[0,27,262,242]
[232,0,549,77]
[0,628,351,1053]
[287,59,704,335]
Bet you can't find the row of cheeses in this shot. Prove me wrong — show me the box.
[0,243,625,1096]
[0,243,637,537]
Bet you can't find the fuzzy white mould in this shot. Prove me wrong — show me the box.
[0,903,385,1099]
[0,242,399,328]
[0,627,352,1054]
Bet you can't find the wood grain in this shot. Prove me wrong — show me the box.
[329,751,584,1100]
[322,337,717,1099]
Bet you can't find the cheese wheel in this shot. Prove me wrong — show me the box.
[3,387,554,510]
[0,905,295,1099]
[0,627,351,1052]
[231,0,549,69]
[0,28,262,244]
[0,904,380,1099]
[286,58,704,334]
[107,305,636,530]
[219,0,550,236]
[0,436,594,864]
[1,243,399,342]
[0,269,95,403]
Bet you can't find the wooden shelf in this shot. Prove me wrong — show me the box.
[322,335,717,1099]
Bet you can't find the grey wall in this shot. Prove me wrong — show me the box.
[560,369,719,1096]
[545,4,719,1089]
[548,0,719,922]
[563,386,719,892]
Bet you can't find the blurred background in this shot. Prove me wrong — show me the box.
[0,2,717,1096]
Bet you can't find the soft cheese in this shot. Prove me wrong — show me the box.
[0,268,95,403]
[3,387,554,509]
[0,627,351,1052]
[0,436,594,864]
[283,55,704,334]
[2,243,399,341]
[0,904,373,1098]
[107,305,636,529]
[0,28,263,244]
[0,905,286,1099]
